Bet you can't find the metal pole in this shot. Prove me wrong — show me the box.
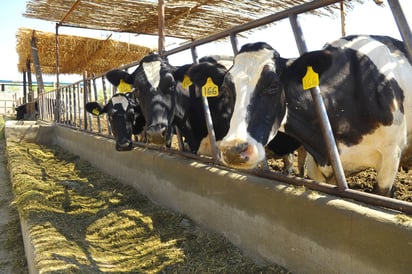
[289,13,348,191]
[230,33,239,55]
[387,0,412,63]
[158,0,165,56]
[340,1,346,36]
[191,47,219,161]
[83,72,89,130]
[56,23,60,89]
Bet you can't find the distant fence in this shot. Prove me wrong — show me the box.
[0,93,18,115]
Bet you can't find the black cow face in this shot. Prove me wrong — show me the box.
[132,54,176,147]
[85,93,145,151]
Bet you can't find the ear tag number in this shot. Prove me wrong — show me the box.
[202,77,219,97]
[302,66,319,90]
[92,108,101,115]
[182,74,193,89]
[118,79,132,94]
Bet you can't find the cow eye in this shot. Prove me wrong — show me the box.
[262,80,281,95]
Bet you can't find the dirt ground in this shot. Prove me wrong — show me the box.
[0,132,28,272]
[267,153,412,202]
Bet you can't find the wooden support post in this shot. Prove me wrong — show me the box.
[30,31,45,96]
[158,0,165,56]
[23,70,27,104]
[26,59,32,104]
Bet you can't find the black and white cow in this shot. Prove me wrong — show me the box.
[85,86,145,151]
[106,54,235,154]
[219,35,412,196]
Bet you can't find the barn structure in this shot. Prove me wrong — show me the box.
[8,0,412,273]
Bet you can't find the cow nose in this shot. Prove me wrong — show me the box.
[146,124,168,145]
[115,138,132,151]
[220,141,250,164]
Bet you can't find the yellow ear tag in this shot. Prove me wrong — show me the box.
[118,79,132,94]
[302,66,319,90]
[92,108,101,115]
[202,77,219,97]
[182,74,193,89]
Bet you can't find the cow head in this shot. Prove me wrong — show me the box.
[131,54,176,147]
[171,58,234,153]
[219,42,287,169]
[85,92,144,151]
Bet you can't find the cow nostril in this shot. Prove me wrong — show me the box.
[237,142,249,153]
[160,127,167,138]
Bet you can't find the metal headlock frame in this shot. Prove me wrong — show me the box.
[39,0,412,215]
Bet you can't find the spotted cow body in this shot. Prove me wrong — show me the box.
[219,35,412,196]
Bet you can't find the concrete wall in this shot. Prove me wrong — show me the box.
[6,121,412,274]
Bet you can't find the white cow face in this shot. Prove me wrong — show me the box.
[219,42,286,169]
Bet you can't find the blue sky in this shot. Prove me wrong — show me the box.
[0,0,410,83]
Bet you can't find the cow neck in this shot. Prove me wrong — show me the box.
[284,109,330,166]
[182,87,198,126]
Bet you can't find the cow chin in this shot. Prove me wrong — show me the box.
[219,138,266,169]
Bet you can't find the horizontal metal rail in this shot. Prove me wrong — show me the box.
[58,123,412,215]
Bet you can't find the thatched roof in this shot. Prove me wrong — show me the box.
[16,28,153,75]
[23,0,372,40]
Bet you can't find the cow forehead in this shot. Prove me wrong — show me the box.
[231,48,275,79]
[225,48,276,140]
[111,95,130,111]
[142,60,161,89]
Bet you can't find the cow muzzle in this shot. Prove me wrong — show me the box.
[146,124,168,145]
[115,137,133,151]
[219,138,265,169]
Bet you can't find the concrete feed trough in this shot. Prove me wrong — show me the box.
[5,120,412,274]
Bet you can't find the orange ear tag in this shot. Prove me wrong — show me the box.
[182,74,193,89]
[118,79,132,94]
[202,77,219,97]
[302,66,319,90]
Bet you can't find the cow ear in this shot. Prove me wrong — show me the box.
[283,49,334,84]
[85,102,105,116]
[106,70,134,86]
[296,50,333,77]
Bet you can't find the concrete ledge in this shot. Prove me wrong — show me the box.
[6,123,412,274]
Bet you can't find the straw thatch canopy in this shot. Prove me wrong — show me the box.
[23,0,372,40]
[16,28,153,75]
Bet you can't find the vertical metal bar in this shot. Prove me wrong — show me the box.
[289,13,348,191]
[55,24,60,90]
[191,47,219,161]
[289,14,308,54]
[68,86,72,123]
[102,76,112,136]
[83,72,89,130]
[230,32,239,55]
[93,77,100,132]
[387,0,412,63]
[75,85,80,127]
